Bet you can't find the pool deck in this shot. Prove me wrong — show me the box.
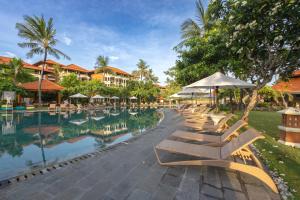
[0,109,280,200]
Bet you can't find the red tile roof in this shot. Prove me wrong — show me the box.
[23,125,60,136]
[34,59,66,67]
[0,56,52,73]
[272,77,300,94]
[20,79,64,91]
[293,70,300,77]
[62,64,89,73]
[91,66,132,76]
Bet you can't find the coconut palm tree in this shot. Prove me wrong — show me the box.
[0,57,35,84]
[53,64,62,82]
[132,59,149,81]
[181,0,209,40]
[16,15,70,107]
[95,55,110,73]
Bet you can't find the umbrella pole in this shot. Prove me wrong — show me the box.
[209,88,212,107]
[215,86,219,111]
[230,89,233,113]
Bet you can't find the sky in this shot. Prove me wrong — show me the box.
[0,0,200,84]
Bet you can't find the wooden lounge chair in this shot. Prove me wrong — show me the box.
[171,120,247,146]
[69,104,77,110]
[48,104,56,111]
[60,104,68,111]
[185,114,234,132]
[154,128,278,193]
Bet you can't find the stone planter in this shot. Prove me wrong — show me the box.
[278,107,300,148]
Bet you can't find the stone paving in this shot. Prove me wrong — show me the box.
[0,109,280,200]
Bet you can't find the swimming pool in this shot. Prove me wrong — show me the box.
[0,108,161,180]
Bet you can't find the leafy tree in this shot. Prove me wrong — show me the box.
[60,73,80,88]
[16,15,70,107]
[209,0,300,119]
[168,26,231,85]
[160,81,181,99]
[130,81,159,103]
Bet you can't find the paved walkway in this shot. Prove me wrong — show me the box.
[0,110,280,200]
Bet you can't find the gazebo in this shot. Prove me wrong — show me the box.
[20,79,64,104]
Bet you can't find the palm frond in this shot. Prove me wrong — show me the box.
[26,47,44,58]
[195,0,207,27]
[18,42,39,49]
[48,48,71,60]
[181,18,202,40]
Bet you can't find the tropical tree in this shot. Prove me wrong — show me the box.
[180,0,209,42]
[132,59,149,81]
[52,64,62,82]
[144,68,159,83]
[95,55,110,73]
[16,15,70,107]
[0,57,36,84]
[208,0,300,120]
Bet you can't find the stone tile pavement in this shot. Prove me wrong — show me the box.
[0,109,280,200]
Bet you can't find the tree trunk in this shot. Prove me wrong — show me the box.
[280,92,288,108]
[38,50,47,107]
[242,88,258,121]
[239,89,244,110]
[229,89,233,113]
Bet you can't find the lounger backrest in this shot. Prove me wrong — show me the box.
[220,128,264,159]
[220,120,247,141]
[216,114,234,132]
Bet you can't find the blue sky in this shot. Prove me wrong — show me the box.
[0,0,201,84]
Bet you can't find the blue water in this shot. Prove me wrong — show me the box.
[0,108,160,180]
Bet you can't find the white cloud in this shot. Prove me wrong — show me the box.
[4,51,17,57]
[62,34,72,46]
[109,56,119,61]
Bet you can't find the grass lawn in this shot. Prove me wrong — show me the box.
[232,111,300,199]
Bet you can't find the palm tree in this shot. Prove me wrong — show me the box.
[53,64,62,82]
[181,0,209,40]
[16,15,70,107]
[132,59,149,81]
[0,57,35,84]
[144,69,159,83]
[95,55,110,73]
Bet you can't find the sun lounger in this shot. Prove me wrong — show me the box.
[171,120,247,145]
[154,128,278,193]
[48,104,56,111]
[184,114,234,132]
[60,104,68,111]
[69,104,77,110]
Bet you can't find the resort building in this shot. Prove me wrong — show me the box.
[273,70,300,105]
[90,66,132,87]
[33,60,90,81]
[0,56,53,80]
[61,64,90,81]
[1,56,133,88]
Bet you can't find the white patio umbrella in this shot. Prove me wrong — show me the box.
[178,87,210,95]
[111,96,119,107]
[111,96,119,100]
[69,93,88,98]
[129,96,138,100]
[91,95,105,104]
[186,72,255,89]
[91,95,105,99]
[185,72,255,109]
[69,93,88,104]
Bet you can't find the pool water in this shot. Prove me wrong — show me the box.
[0,108,161,180]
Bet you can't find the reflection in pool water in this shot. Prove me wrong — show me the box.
[0,108,160,180]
